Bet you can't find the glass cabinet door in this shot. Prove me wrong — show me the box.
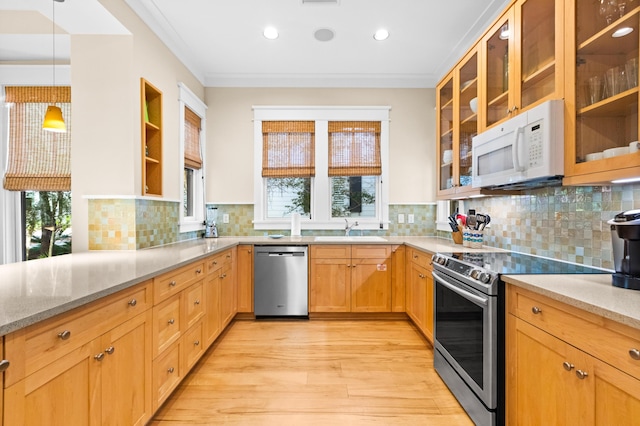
[519,0,557,109]
[438,75,455,192]
[572,0,638,172]
[484,12,514,128]
[457,50,479,190]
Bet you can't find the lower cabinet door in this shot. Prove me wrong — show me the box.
[101,311,152,426]
[590,352,640,424]
[4,339,102,425]
[152,341,182,411]
[183,321,204,371]
[310,258,350,312]
[350,258,391,312]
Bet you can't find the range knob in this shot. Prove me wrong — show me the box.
[431,254,446,265]
[478,272,492,284]
[469,269,481,280]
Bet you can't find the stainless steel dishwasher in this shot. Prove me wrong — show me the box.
[254,245,309,318]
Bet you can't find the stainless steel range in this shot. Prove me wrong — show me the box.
[430,251,610,426]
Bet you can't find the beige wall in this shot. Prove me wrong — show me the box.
[71,0,205,251]
[205,87,436,205]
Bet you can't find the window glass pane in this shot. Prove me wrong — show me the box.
[184,168,194,217]
[24,191,72,260]
[266,177,311,218]
[331,176,376,218]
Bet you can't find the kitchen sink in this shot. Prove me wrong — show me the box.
[313,236,387,242]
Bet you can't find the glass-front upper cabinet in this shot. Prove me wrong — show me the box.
[456,49,479,193]
[518,0,561,109]
[483,10,514,129]
[437,73,455,196]
[564,0,640,184]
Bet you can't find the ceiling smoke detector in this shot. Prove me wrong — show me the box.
[314,28,335,42]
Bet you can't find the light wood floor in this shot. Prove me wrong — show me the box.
[150,319,473,425]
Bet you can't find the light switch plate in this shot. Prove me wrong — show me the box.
[223,214,229,223]
[408,214,414,224]
[398,213,405,224]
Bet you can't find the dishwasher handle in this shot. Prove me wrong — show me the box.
[257,251,306,257]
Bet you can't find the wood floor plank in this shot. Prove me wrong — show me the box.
[150,319,473,425]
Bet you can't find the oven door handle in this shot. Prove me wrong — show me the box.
[432,272,488,307]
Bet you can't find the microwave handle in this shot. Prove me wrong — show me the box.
[512,126,525,172]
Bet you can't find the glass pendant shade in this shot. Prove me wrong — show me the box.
[43,105,67,133]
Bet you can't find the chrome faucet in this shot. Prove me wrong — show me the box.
[345,218,359,236]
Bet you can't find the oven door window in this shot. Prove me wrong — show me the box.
[435,281,484,388]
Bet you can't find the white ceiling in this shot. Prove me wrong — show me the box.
[1,0,511,88]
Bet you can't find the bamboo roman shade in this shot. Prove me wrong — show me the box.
[328,121,381,176]
[184,106,202,169]
[3,86,71,191]
[262,121,315,178]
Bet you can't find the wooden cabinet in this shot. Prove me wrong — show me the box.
[405,248,434,342]
[236,244,253,313]
[436,0,563,198]
[203,249,234,345]
[0,338,6,426]
[507,284,640,424]
[390,245,406,312]
[141,78,163,196]
[310,245,392,313]
[220,259,237,327]
[563,0,640,184]
[4,282,153,426]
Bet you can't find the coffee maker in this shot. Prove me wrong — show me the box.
[609,209,640,290]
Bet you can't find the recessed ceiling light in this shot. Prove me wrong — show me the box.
[263,27,279,40]
[373,29,389,41]
[612,27,634,38]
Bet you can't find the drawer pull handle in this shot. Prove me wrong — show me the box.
[169,281,177,287]
[562,361,574,371]
[58,330,71,340]
[128,299,137,307]
[418,273,425,279]
[94,353,105,361]
[195,299,201,305]
[576,370,588,380]
[212,261,218,266]
[105,346,115,355]
[531,306,542,315]
[194,340,200,346]
[167,367,175,373]
[196,268,202,274]
[220,273,227,279]
[0,360,10,373]
[414,254,418,259]
[226,254,231,258]
[630,349,640,360]
[168,318,175,325]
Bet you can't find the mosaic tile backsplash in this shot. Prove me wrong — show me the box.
[439,184,640,270]
[88,198,180,250]
[89,183,640,270]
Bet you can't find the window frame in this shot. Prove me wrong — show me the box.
[178,83,207,233]
[253,106,390,231]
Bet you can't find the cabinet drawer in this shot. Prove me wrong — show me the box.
[183,281,205,330]
[5,281,151,385]
[154,261,205,303]
[351,245,392,259]
[153,294,181,358]
[408,248,432,268]
[311,245,351,259]
[152,340,181,411]
[508,285,640,381]
[183,321,204,371]
[206,250,233,275]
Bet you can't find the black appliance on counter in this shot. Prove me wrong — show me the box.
[430,251,610,426]
[609,209,640,290]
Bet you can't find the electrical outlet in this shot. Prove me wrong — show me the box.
[398,213,405,224]
[223,214,229,223]
[408,214,415,224]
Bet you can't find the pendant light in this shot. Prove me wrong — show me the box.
[43,0,66,133]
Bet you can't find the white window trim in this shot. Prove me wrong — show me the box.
[178,82,207,234]
[253,106,390,231]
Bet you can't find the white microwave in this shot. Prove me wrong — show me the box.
[472,99,564,189]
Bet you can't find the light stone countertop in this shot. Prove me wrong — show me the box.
[0,235,628,336]
[501,274,640,330]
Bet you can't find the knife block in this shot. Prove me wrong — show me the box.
[452,230,463,244]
